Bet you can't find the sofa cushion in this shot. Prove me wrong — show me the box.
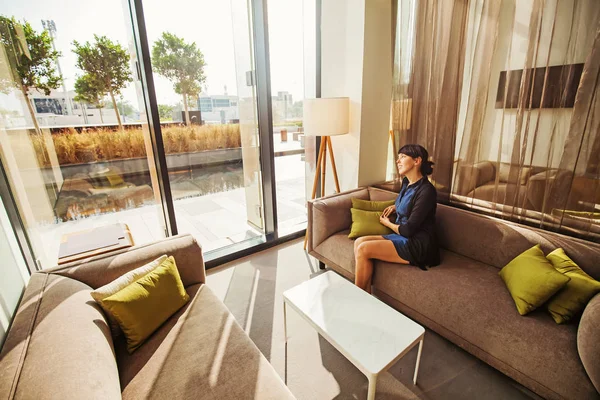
[351,198,395,211]
[498,163,532,185]
[546,248,600,324]
[92,254,168,335]
[499,245,570,315]
[102,256,190,353]
[348,209,393,239]
[467,183,529,207]
[314,230,355,279]
[367,186,399,201]
[0,273,121,400]
[117,284,294,400]
[372,249,598,400]
[50,234,206,290]
[436,203,600,280]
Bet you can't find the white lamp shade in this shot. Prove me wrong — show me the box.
[303,97,349,136]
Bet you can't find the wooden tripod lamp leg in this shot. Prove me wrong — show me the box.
[305,137,326,250]
[321,136,327,197]
[327,136,341,193]
[310,137,325,200]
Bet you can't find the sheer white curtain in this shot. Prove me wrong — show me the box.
[391,0,600,242]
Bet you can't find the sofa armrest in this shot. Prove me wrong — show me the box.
[578,293,600,393]
[46,234,206,289]
[307,187,370,253]
[455,161,495,196]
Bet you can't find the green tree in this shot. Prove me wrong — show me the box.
[73,74,106,123]
[72,35,132,130]
[157,104,174,121]
[152,32,206,126]
[105,99,137,117]
[0,16,62,134]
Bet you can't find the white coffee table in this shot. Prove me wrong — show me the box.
[283,271,425,400]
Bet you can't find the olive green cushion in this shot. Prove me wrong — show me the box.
[546,248,600,324]
[100,256,190,353]
[348,208,393,239]
[499,245,570,315]
[351,198,395,212]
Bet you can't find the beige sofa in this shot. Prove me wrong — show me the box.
[453,161,572,211]
[307,186,600,400]
[56,170,154,220]
[0,234,294,400]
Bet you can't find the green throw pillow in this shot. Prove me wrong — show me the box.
[351,198,395,212]
[546,248,600,324]
[499,245,570,316]
[105,169,125,187]
[348,208,393,239]
[100,256,190,353]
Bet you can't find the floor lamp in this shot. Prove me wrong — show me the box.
[303,97,350,250]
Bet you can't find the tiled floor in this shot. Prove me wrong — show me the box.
[37,153,307,268]
[206,238,541,400]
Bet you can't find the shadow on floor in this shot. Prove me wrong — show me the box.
[316,320,541,400]
[208,240,541,400]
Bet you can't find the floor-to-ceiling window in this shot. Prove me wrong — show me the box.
[0,0,316,271]
[132,0,266,253]
[0,0,166,270]
[267,0,314,236]
[0,195,29,345]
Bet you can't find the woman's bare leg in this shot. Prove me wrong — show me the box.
[354,235,383,254]
[355,239,409,293]
[354,236,383,292]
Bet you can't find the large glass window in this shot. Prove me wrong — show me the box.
[1,0,317,270]
[267,0,314,235]
[133,0,265,254]
[0,0,166,269]
[0,195,29,345]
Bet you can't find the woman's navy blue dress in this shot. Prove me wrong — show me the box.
[382,177,440,269]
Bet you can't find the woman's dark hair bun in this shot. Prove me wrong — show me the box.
[422,160,434,175]
[398,144,434,176]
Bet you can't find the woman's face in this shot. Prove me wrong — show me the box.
[396,153,421,176]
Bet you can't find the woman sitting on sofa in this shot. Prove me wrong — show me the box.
[354,144,440,292]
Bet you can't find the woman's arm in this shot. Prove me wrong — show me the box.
[398,185,436,237]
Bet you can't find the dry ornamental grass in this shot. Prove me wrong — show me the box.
[31,124,242,166]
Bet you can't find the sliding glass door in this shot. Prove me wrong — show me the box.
[125,0,266,255]
[0,0,167,270]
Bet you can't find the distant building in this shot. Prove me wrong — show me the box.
[271,91,298,122]
[26,90,136,127]
[197,94,239,124]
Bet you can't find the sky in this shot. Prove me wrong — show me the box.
[0,0,308,112]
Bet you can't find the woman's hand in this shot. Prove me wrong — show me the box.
[379,214,391,227]
[382,205,395,218]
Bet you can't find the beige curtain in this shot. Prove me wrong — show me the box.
[391,0,469,202]
[393,0,600,242]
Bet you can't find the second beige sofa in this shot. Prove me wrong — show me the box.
[0,234,294,400]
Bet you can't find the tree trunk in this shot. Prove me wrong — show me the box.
[22,86,41,135]
[109,91,123,130]
[182,93,190,126]
[99,106,104,124]
[21,86,64,190]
